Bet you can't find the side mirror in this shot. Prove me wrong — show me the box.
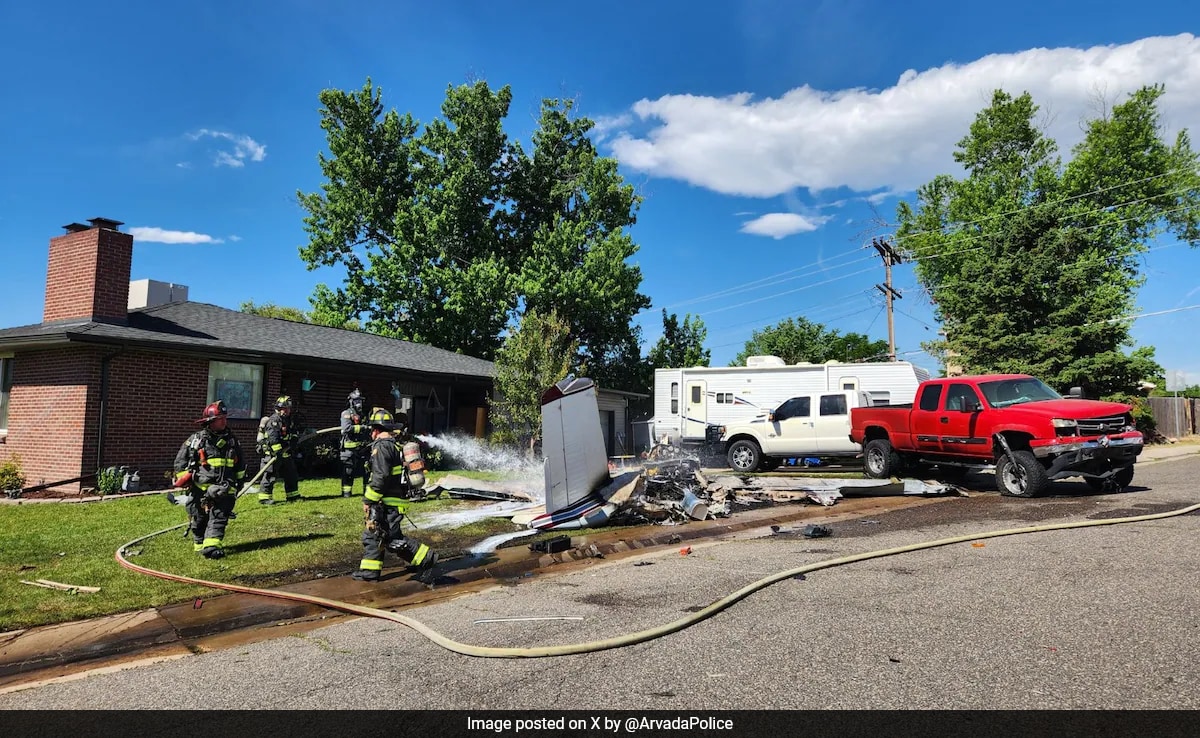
[962,401,981,413]
[1067,386,1084,399]
[767,412,776,422]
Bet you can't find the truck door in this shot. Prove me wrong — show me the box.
[938,382,986,453]
[911,383,945,453]
[684,380,707,440]
[815,391,857,453]
[761,395,818,456]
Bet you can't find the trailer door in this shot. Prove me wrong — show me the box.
[684,380,707,439]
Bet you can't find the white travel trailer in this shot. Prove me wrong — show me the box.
[651,355,932,448]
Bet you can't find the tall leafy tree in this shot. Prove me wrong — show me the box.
[296,79,651,389]
[732,317,889,366]
[647,309,710,368]
[240,299,361,330]
[488,309,578,449]
[896,86,1198,397]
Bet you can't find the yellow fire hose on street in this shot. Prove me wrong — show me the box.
[117,432,1200,659]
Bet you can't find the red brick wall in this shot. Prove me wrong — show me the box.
[0,347,97,491]
[43,226,133,324]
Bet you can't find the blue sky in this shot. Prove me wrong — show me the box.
[2,0,1199,387]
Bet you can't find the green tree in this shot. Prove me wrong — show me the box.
[732,317,890,366]
[488,309,578,450]
[897,86,1199,397]
[296,79,650,388]
[647,309,710,369]
[240,299,361,330]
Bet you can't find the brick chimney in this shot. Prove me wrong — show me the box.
[43,217,134,325]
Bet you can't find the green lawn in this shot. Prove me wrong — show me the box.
[0,472,528,632]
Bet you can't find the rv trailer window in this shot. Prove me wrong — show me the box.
[691,386,702,404]
[820,394,848,416]
[671,382,678,414]
[869,391,890,405]
[716,393,733,404]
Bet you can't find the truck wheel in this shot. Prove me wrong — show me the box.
[727,440,762,473]
[1084,465,1135,492]
[863,439,900,479]
[995,450,1049,498]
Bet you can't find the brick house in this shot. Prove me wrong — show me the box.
[0,218,644,495]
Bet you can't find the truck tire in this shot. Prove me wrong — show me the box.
[1084,465,1135,492]
[863,439,900,479]
[727,440,762,473]
[995,450,1049,498]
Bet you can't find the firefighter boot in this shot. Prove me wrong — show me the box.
[388,538,438,575]
[351,568,380,582]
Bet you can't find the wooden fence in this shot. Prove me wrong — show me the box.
[1147,396,1198,438]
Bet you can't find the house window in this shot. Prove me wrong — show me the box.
[207,361,264,419]
[0,357,12,436]
[670,382,679,414]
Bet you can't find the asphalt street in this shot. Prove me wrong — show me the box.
[2,455,1198,710]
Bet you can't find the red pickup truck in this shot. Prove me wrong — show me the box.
[848,374,1144,497]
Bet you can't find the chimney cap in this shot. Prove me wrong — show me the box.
[88,217,124,231]
[62,222,91,233]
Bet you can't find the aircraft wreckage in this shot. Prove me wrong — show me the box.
[421,377,966,534]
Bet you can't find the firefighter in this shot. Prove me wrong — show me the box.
[257,395,301,505]
[352,407,438,582]
[172,400,247,559]
[338,389,371,497]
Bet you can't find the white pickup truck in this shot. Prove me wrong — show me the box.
[716,390,877,472]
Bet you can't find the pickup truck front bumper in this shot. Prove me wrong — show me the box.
[1029,432,1144,479]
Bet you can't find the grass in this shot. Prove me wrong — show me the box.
[0,472,529,632]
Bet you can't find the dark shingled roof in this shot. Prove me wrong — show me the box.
[0,301,496,380]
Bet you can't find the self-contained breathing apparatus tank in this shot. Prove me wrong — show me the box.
[402,440,426,490]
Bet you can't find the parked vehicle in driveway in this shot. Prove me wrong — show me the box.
[718,390,877,472]
[849,374,1144,497]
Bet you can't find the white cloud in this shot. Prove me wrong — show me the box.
[187,128,267,168]
[228,235,243,242]
[176,161,191,169]
[129,227,224,244]
[590,113,633,142]
[605,34,1200,198]
[739,212,832,239]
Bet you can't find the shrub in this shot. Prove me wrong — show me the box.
[0,455,26,494]
[96,466,123,496]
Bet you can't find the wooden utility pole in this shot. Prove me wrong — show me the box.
[872,238,903,361]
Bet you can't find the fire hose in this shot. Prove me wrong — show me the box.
[118,442,1200,659]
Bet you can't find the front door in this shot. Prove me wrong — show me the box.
[761,396,818,455]
[938,382,986,454]
[684,380,707,439]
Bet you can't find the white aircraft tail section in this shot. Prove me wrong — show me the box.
[541,376,609,514]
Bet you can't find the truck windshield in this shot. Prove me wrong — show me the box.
[978,378,1063,408]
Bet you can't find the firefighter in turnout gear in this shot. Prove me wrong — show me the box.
[338,389,371,497]
[351,408,438,582]
[257,395,301,505]
[172,401,247,559]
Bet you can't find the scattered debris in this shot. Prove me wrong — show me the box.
[679,546,692,556]
[529,535,572,554]
[193,598,204,609]
[473,616,585,624]
[971,542,986,548]
[633,561,654,567]
[888,657,901,663]
[802,524,832,539]
[20,579,100,593]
